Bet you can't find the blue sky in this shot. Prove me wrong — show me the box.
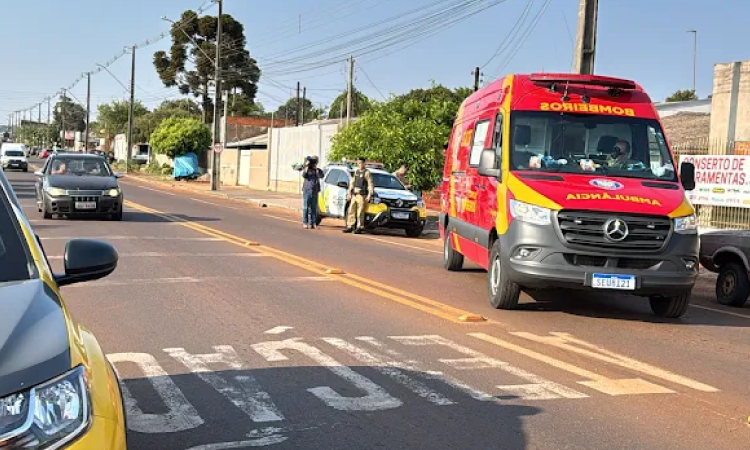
[1,0,747,123]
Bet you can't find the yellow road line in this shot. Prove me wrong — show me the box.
[360,235,443,255]
[124,200,483,323]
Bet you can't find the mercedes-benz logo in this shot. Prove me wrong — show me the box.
[396,199,403,207]
[603,218,629,242]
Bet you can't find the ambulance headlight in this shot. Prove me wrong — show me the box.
[674,214,698,234]
[509,200,551,226]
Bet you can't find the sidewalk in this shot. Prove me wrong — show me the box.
[125,173,441,231]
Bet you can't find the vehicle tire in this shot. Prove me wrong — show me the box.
[649,291,691,318]
[315,215,323,226]
[405,225,424,238]
[488,240,521,309]
[111,207,123,221]
[716,262,750,307]
[23,168,28,172]
[443,231,464,271]
[41,203,52,220]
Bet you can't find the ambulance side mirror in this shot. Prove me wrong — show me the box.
[478,149,501,179]
[679,161,696,191]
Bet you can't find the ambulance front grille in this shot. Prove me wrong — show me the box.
[557,210,672,252]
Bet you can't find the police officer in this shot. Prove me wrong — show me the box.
[343,157,374,234]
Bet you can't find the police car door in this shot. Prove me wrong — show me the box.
[330,169,349,218]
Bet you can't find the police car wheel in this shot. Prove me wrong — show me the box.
[443,231,464,271]
[488,241,521,310]
[405,225,424,238]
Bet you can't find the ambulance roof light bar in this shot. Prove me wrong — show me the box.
[528,73,638,91]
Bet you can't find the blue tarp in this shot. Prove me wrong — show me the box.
[173,153,200,179]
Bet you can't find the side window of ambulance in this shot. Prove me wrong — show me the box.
[493,114,503,160]
[469,120,491,167]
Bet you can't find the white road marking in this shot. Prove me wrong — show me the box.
[264,326,294,335]
[184,428,288,449]
[391,335,587,401]
[468,333,674,396]
[40,236,223,241]
[107,353,203,433]
[360,235,443,255]
[67,276,332,288]
[512,332,719,393]
[323,338,455,406]
[263,214,301,224]
[47,252,267,259]
[252,338,403,411]
[691,304,750,319]
[164,346,285,423]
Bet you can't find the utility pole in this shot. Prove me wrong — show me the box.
[211,0,223,191]
[346,55,354,125]
[84,72,91,152]
[573,0,598,75]
[473,66,481,91]
[47,97,51,124]
[301,87,307,125]
[126,46,136,173]
[687,29,697,95]
[61,89,66,148]
[295,82,301,126]
[222,90,229,148]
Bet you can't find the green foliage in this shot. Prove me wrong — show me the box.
[228,94,267,117]
[97,100,149,139]
[153,10,260,122]
[53,96,86,134]
[134,99,202,142]
[275,97,325,123]
[150,117,211,158]
[16,124,57,146]
[666,89,698,102]
[331,84,472,192]
[328,89,373,119]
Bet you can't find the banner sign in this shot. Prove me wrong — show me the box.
[680,155,750,208]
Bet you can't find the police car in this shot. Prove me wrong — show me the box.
[317,162,427,237]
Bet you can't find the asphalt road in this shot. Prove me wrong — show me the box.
[8,164,750,450]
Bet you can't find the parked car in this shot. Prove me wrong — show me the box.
[699,230,750,307]
[1,148,28,171]
[317,162,427,237]
[35,153,124,220]
[440,72,698,317]
[0,167,127,449]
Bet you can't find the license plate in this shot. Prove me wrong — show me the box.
[75,202,97,210]
[392,211,410,220]
[591,273,636,290]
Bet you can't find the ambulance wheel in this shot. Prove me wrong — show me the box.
[488,240,521,310]
[649,291,691,318]
[443,231,464,271]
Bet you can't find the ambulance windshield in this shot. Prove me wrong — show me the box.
[509,112,677,182]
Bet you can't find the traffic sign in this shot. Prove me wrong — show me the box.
[213,142,223,154]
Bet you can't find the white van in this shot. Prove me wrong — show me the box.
[0,143,28,172]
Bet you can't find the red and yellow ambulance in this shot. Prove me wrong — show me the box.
[440,73,698,318]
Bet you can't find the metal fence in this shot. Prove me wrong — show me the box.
[671,138,750,230]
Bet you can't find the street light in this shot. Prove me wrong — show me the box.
[687,29,697,96]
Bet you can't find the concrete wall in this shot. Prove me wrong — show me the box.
[268,121,343,193]
[709,60,750,153]
[220,148,240,186]
[247,149,270,190]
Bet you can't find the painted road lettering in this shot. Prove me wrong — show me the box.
[108,352,203,433]
[164,345,285,423]
[251,338,403,411]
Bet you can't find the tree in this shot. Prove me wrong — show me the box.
[133,99,202,142]
[666,89,698,102]
[150,117,211,158]
[153,9,261,123]
[330,84,471,192]
[53,96,86,134]
[97,100,149,140]
[275,97,325,124]
[228,94,267,117]
[328,88,373,119]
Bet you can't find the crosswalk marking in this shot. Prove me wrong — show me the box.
[390,335,588,400]
[251,338,403,411]
[164,346,285,423]
[108,352,203,433]
[511,332,719,393]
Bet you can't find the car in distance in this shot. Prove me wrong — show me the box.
[34,153,124,220]
[1,147,28,172]
[0,167,127,449]
[699,230,750,307]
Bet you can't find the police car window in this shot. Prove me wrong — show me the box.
[324,169,338,184]
[372,173,406,190]
[0,185,34,283]
[469,120,491,166]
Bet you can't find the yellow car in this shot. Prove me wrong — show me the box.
[0,169,127,448]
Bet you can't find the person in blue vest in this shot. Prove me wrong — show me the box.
[301,155,324,229]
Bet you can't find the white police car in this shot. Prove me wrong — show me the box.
[317,162,427,237]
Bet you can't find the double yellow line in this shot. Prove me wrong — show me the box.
[125,201,485,323]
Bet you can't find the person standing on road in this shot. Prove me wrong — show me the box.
[343,157,373,234]
[301,156,324,229]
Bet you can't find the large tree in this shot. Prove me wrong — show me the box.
[134,99,202,142]
[153,9,261,124]
[328,88,373,119]
[275,97,325,124]
[330,84,472,192]
[97,100,149,141]
[666,89,698,102]
[53,96,86,134]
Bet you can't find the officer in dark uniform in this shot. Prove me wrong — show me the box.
[343,157,374,234]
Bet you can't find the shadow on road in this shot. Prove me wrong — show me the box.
[121,367,539,450]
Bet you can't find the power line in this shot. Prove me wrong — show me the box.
[490,0,552,78]
[358,64,386,100]
[480,0,534,69]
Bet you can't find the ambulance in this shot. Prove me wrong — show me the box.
[440,73,698,318]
